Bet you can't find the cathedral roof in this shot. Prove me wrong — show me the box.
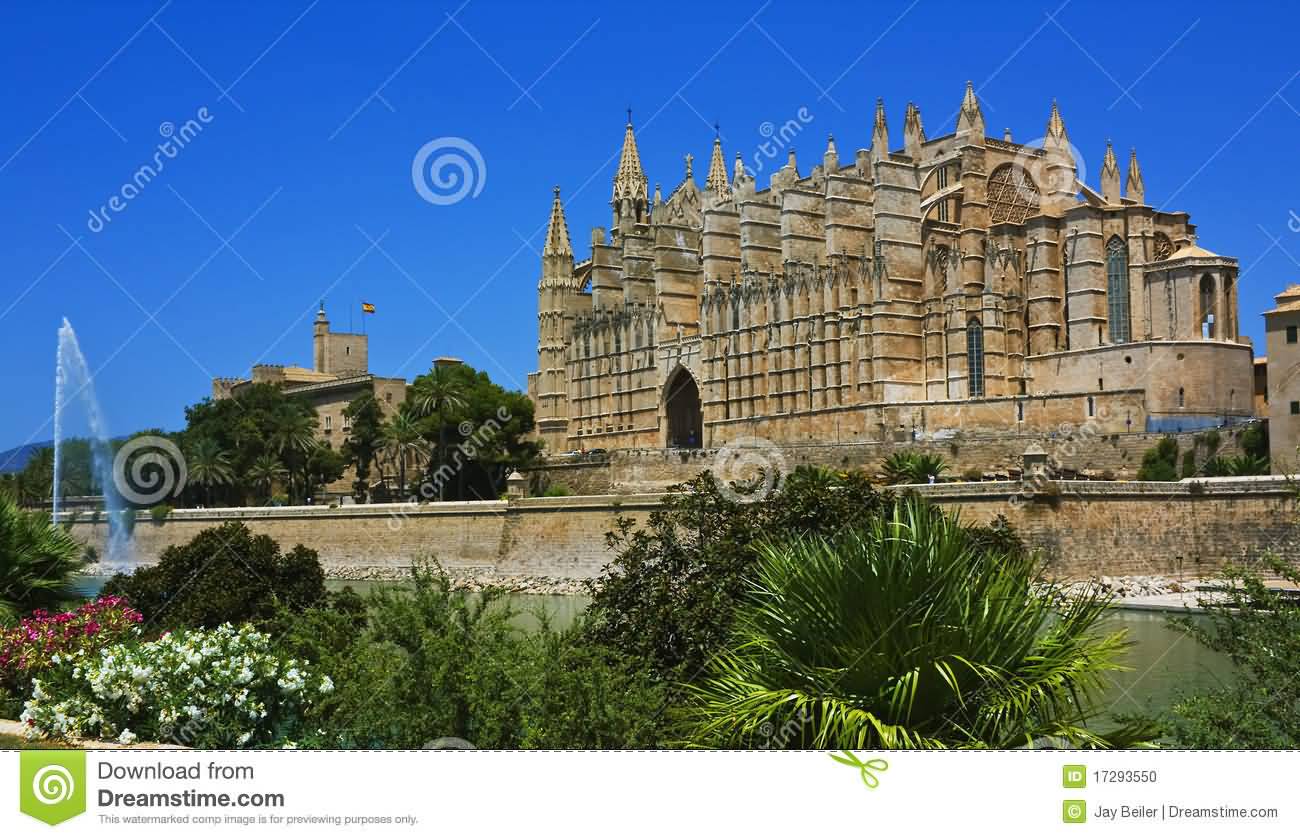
[1167,243,1219,260]
[705,133,731,201]
[1265,283,1300,314]
[612,116,648,204]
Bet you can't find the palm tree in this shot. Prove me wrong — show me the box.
[245,454,287,505]
[0,491,84,621]
[186,439,235,507]
[411,366,468,500]
[681,496,1149,749]
[880,450,948,485]
[383,409,429,499]
[270,411,319,503]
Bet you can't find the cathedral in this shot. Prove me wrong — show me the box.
[527,84,1254,454]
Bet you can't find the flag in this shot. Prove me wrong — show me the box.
[361,302,376,314]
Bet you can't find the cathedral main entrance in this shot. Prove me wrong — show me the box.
[664,367,703,449]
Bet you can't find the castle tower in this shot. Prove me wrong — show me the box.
[903,102,925,158]
[1041,100,1077,215]
[955,81,985,145]
[612,112,648,235]
[536,187,577,451]
[870,98,889,163]
[313,302,329,372]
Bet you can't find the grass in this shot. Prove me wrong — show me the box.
[0,732,73,750]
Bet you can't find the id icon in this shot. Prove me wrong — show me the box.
[1062,764,1086,789]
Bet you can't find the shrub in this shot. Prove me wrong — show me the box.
[0,597,143,699]
[0,491,85,622]
[1180,450,1198,479]
[1136,437,1179,481]
[21,624,330,747]
[1162,557,1300,748]
[542,484,571,497]
[880,450,948,484]
[584,467,894,684]
[680,497,1152,749]
[148,504,173,523]
[1198,429,1221,452]
[100,522,327,631]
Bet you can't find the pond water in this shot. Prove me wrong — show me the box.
[71,576,1232,714]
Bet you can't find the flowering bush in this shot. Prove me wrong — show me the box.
[21,624,332,748]
[0,597,143,696]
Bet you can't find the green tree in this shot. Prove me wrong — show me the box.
[0,492,84,621]
[410,366,468,500]
[1163,557,1300,748]
[302,444,347,502]
[186,438,235,506]
[382,409,428,499]
[681,497,1150,749]
[245,454,287,505]
[1136,437,1179,481]
[270,411,319,503]
[341,395,385,502]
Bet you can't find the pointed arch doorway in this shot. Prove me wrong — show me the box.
[664,367,703,449]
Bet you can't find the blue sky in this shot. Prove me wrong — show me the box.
[2,0,1298,448]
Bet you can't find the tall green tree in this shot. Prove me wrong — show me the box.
[342,395,385,502]
[382,409,427,499]
[186,438,235,506]
[681,496,1150,749]
[244,454,287,505]
[270,411,320,503]
[410,366,468,500]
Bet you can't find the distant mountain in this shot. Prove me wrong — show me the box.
[0,441,51,474]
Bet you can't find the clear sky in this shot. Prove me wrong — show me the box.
[2,0,1298,449]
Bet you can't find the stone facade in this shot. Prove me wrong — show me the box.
[1264,284,1300,470]
[212,304,408,494]
[527,88,1255,456]
[65,476,1298,581]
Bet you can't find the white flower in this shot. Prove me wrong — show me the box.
[236,731,253,746]
[117,728,138,745]
[318,676,334,694]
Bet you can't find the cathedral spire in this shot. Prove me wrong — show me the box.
[871,98,889,162]
[1101,140,1121,204]
[903,101,925,157]
[1126,147,1145,204]
[823,133,839,172]
[543,186,572,257]
[612,113,648,205]
[705,131,731,201]
[1046,99,1068,144]
[955,80,985,142]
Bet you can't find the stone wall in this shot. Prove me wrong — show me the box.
[66,475,1296,582]
[532,428,1244,495]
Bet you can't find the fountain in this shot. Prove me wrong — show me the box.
[53,318,132,563]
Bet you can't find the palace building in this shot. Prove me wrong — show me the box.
[527,85,1254,453]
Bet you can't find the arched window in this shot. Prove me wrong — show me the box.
[1106,236,1130,343]
[986,164,1040,224]
[966,318,985,398]
[1199,274,1216,338]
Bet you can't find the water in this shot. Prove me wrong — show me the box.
[1097,608,1234,716]
[53,319,130,561]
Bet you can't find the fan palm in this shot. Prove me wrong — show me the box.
[186,438,235,507]
[880,450,948,484]
[270,412,320,503]
[383,409,429,499]
[681,496,1148,749]
[411,367,467,500]
[0,492,84,621]
[245,454,287,505]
